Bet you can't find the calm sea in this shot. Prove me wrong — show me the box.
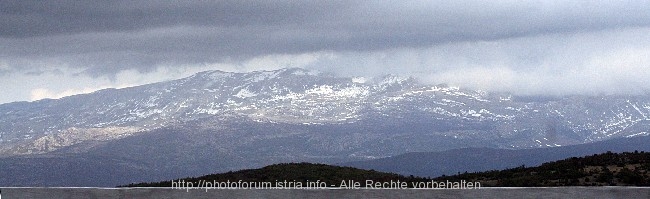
[1,187,649,198]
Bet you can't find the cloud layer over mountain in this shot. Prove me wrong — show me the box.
[2,0,650,103]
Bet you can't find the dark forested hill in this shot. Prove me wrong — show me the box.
[434,151,650,186]
[122,162,429,188]
[126,151,650,188]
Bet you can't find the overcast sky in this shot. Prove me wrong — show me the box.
[2,0,650,104]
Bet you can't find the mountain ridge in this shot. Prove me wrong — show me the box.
[3,68,649,152]
[1,67,650,186]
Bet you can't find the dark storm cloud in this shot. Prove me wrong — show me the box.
[0,0,349,37]
[1,0,650,76]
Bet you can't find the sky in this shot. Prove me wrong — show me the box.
[2,0,650,104]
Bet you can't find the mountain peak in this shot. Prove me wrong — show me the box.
[187,68,320,82]
[272,67,317,76]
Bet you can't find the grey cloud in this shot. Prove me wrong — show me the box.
[1,0,650,80]
[311,27,650,96]
[0,0,351,38]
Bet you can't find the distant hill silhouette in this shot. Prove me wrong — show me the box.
[340,136,650,178]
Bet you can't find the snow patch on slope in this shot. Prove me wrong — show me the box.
[234,88,257,98]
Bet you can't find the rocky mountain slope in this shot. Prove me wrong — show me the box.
[1,68,650,186]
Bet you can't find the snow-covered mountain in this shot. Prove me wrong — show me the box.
[2,68,649,153]
[1,68,650,186]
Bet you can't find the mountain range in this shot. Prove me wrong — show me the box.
[1,68,649,186]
